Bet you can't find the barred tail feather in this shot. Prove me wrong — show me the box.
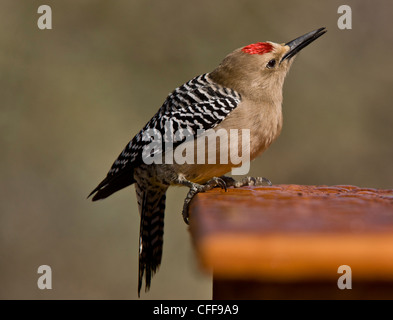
[137,185,168,296]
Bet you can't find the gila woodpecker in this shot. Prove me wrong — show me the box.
[89,27,327,296]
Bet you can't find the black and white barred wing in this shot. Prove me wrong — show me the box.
[137,74,242,162]
[89,73,242,200]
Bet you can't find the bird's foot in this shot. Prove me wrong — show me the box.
[178,176,271,224]
[180,177,227,225]
[219,176,272,188]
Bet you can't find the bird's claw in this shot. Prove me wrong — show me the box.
[182,177,228,224]
[206,177,227,192]
[181,176,271,224]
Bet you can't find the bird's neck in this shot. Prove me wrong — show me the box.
[208,71,284,105]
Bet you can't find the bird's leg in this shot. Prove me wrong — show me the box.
[176,177,227,224]
[219,176,272,188]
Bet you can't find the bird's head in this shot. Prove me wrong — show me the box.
[210,28,327,102]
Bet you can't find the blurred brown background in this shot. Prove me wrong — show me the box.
[1,0,392,299]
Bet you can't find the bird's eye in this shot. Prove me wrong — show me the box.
[266,59,276,69]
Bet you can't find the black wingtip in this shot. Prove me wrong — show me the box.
[88,170,136,202]
[87,183,106,201]
[87,175,109,201]
[87,189,97,200]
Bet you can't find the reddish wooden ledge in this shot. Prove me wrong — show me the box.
[189,184,393,299]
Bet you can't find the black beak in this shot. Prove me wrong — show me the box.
[280,27,327,63]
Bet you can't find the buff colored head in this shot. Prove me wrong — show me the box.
[210,28,327,101]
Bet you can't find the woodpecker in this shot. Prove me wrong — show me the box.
[89,28,326,296]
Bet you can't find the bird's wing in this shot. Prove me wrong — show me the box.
[88,73,242,200]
